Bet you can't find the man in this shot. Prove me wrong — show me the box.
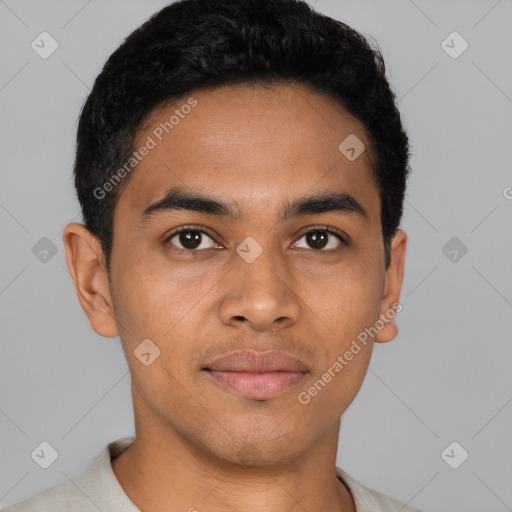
[2,0,420,510]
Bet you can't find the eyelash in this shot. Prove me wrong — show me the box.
[163,224,347,254]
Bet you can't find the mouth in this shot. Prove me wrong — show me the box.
[202,349,309,400]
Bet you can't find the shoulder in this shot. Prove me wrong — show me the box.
[1,437,137,512]
[337,468,423,512]
[1,479,85,512]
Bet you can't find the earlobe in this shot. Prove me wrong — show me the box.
[374,229,407,344]
[62,222,119,338]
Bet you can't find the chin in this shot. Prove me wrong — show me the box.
[205,433,305,468]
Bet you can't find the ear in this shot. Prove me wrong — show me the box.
[62,222,119,338]
[374,229,407,344]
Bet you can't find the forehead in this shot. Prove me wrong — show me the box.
[115,83,380,226]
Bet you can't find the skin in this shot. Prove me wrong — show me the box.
[63,83,407,512]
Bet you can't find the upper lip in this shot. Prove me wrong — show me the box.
[204,349,309,373]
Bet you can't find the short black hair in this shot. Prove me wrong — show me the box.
[74,0,411,273]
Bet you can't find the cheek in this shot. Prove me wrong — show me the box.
[307,269,382,409]
[110,257,217,384]
[304,261,383,342]
[110,247,195,332]
[298,345,372,427]
[297,276,379,415]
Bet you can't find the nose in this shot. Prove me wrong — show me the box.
[218,246,302,332]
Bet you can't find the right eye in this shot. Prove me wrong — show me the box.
[164,226,220,252]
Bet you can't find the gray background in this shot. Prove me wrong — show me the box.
[0,0,511,510]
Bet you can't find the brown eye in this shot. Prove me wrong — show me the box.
[165,228,217,251]
[294,228,345,251]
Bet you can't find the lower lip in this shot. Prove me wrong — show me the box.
[205,370,306,399]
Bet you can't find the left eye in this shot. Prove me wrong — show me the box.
[293,229,345,251]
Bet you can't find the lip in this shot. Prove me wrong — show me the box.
[203,349,309,400]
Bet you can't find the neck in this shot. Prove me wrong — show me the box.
[111,393,355,512]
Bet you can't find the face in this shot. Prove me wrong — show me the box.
[65,83,406,466]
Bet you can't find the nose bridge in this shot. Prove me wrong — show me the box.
[219,236,301,330]
[239,241,286,296]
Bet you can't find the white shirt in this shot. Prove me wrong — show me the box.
[1,437,422,511]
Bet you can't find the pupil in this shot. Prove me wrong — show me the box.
[180,231,201,250]
[307,231,327,250]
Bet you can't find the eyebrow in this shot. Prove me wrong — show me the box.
[139,186,369,226]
